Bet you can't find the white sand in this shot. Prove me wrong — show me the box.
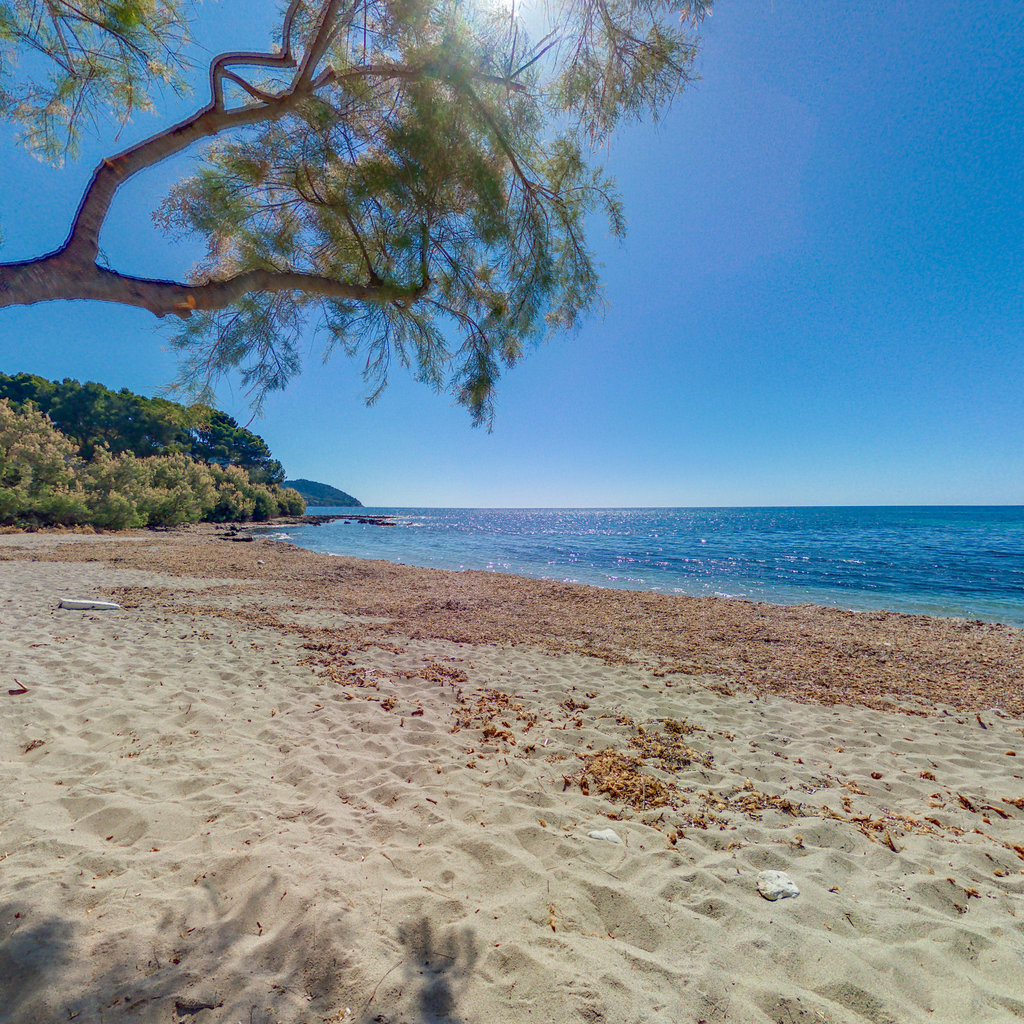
[3,532,1024,1023]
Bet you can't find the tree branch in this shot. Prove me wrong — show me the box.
[320,62,528,94]
[57,93,295,266]
[296,0,345,88]
[37,47,517,271]
[0,255,428,317]
[0,2,559,332]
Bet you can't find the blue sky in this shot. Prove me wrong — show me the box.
[2,0,1022,507]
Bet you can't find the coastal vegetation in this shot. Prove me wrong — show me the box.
[0,0,710,423]
[0,373,285,482]
[0,375,305,529]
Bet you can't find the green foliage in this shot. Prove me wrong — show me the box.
[189,408,285,485]
[0,0,190,160]
[0,372,285,483]
[158,0,710,424]
[0,0,711,425]
[0,398,87,526]
[0,397,305,529]
[276,486,306,516]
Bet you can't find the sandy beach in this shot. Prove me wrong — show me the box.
[3,525,1024,1024]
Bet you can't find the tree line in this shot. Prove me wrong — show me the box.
[0,374,304,529]
[0,373,285,482]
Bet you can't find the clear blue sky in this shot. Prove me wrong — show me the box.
[2,1,1022,507]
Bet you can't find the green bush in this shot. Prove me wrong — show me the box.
[0,399,305,529]
[0,399,88,526]
[274,486,306,516]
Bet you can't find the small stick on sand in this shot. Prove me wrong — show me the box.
[364,958,404,1009]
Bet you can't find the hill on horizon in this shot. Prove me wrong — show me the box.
[284,479,362,508]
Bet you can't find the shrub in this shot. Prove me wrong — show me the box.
[0,399,305,529]
[274,486,306,516]
[0,399,88,526]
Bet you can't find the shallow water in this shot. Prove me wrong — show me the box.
[272,506,1024,626]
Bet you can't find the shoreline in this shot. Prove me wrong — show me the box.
[3,527,1024,1022]
[4,522,1024,713]
[251,510,1024,630]
[11,514,1024,630]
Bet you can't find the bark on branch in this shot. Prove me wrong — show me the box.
[0,253,427,317]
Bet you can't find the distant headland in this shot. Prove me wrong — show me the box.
[283,479,362,507]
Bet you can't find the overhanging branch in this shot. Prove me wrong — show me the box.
[0,1,535,323]
[0,256,428,317]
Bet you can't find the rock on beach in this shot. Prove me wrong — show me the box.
[756,870,800,901]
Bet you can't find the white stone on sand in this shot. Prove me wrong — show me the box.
[588,828,623,843]
[756,870,799,901]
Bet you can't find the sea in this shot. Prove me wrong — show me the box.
[268,506,1024,627]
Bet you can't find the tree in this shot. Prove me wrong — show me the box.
[188,408,286,484]
[0,0,710,423]
[0,1,191,160]
[0,372,287,481]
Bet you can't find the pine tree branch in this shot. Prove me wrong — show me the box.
[3,0,520,312]
[0,256,427,317]
[295,0,345,88]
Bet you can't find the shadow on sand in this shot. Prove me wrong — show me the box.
[1,895,480,1024]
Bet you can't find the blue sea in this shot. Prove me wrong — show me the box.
[270,507,1024,627]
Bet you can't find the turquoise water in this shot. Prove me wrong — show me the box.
[271,506,1024,626]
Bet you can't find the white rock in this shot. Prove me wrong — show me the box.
[59,599,121,611]
[588,828,622,844]
[757,870,799,901]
